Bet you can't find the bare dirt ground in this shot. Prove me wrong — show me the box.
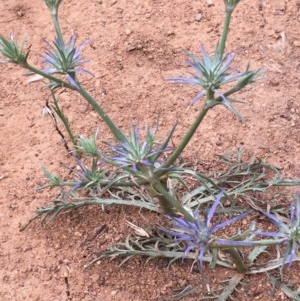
[1,0,300,300]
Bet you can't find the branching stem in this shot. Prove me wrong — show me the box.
[158,94,217,177]
[76,82,124,141]
[152,181,195,222]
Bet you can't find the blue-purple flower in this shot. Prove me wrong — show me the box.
[168,45,262,121]
[103,122,175,176]
[161,191,250,271]
[257,194,300,268]
[69,156,107,191]
[42,34,93,89]
[169,46,240,104]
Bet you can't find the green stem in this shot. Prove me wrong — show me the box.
[163,106,209,168]
[217,10,233,57]
[157,96,216,178]
[224,248,246,273]
[145,183,176,216]
[76,82,124,141]
[49,12,64,42]
[45,0,64,42]
[152,181,194,222]
[25,64,73,88]
[25,65,123,142]
[218,0,242,56]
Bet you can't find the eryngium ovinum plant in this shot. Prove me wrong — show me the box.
[1,0,300,276]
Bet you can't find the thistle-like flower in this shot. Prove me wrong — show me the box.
[257,194,300,268]
[42,34,93,89]
[70,156,107,191]
[104,122,175,177]
[0,34,29,66]
[169,45,262,120]
[161,191,250,271]
[76,130,100,158]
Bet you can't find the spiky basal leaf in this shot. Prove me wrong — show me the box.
[41,164,63,187]
[90,232,236,270]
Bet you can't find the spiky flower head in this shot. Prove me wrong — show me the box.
[42,34,93,89]
[161,191,249,271]
[169,45,262,121]
[257,193,300,268]
[76,130,100,158]
[104,122,175,177]
[69,156,107,192]
[0,34,29,66]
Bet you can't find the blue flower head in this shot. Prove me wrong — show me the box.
[168,45,263,121]
[42,34,93,89]
[104,122,175,176]
[68,155,107,192]
[257,193,300,268]
[161,191,249,271]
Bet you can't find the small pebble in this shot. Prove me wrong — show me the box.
[166,30,175,36]
[293,40,300,47]
[242,219,248,225]
[207,0,214,7]
[195,13,202,21]
[125,28,132,35]
[111,290,117,296]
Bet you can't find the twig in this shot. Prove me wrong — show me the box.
[0,174,8,181]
